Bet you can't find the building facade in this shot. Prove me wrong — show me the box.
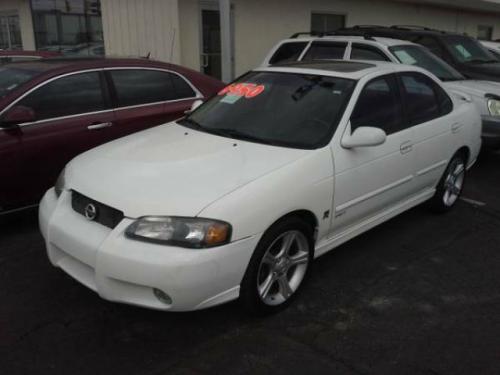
[3,0,500,81]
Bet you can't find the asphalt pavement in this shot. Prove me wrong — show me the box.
[1,151,499,375]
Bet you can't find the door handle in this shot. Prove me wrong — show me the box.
[400,141,413,154]
[451,122,462,134]
[87,122,113,130]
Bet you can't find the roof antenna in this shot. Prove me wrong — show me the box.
[145,52,151,59]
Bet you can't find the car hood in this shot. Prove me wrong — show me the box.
[461,62,500,82]
[444,79,500,98]
[66,123,310,218]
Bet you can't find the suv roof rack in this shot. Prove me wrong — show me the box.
[290,30,376,41]
[390,25,433,31]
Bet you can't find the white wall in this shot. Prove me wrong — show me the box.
[101,0,181,63]
[0,0,35,50]
[178,0,500,77]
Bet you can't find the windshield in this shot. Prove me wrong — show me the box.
[179,71,356,149]
[0,67,39,98]
[390,45,464,81]
[443,35,498,63]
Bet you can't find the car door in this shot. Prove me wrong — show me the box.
[106,68,200,139]
[398,72,454,192]
[11,70,115,207]
[331,74,416,235]
[0,126,22,212]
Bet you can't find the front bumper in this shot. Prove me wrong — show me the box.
[482,115,500,149]
[39,189,261,311]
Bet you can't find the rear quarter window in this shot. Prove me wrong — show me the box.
[269,42,308,65]
[303,42,348,61]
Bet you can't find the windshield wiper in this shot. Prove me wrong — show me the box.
[209,128,281,146]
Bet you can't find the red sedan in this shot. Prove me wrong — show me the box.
[0,58,225,213]
[0,50,61,64]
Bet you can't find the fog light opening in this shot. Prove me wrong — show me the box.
[153,288,172,305]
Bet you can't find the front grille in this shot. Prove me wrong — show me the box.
[71,191,124,229]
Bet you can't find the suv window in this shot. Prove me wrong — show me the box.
[303,41,347,61]
[410,36,445,59]
[351,75,402,135]
[269,42,309,65]
[400,72,451,125]
[18,71,106,121]
[110,69,193,107]
[350,44,390,62]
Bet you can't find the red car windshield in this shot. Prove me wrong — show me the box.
[0,67,39,98]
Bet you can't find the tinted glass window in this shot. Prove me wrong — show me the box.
[351,44,390,62]
[442,35,497,63]
[269,42,308,65]
[400,73,448,125]
[351,75,402,135]
[19,72,105,120]
[390,45,464,81]
[111,70,177,107]
[410,36,445,59]
[0,67,39,97]
[170,73,196,98]
[303,42,347,60]
[180,72,356,149]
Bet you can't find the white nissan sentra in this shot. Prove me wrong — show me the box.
[39,61,481,314]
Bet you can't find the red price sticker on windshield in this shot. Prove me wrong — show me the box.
[218,83,265,99]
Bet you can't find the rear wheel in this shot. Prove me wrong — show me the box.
[429,153,466,212]
[240,217,313,315]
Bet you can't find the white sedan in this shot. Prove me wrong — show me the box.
[39,61,481,314]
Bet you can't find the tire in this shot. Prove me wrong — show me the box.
[239,217,314,315]
[429,152,467,213]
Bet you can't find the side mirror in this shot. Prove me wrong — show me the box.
[1,105,36,128]
[341,126,387,149]
[184,99,204,115]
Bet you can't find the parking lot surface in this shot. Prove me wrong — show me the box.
[1,151,499,375]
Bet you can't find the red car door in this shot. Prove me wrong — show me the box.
[106,69,201,138]
[0,127,22,212]
[9,70,115,207]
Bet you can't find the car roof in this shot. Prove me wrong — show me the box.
[1,57,187,75]
[256,60,424,80]
[281,35,415,48]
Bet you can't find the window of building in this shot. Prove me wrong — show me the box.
[110,70,194,108]
[311,13,346,33]
[350,44,391,62]
[351,75,402,135]
[30,0,104,56]
[478,25,493,41]
[0,13,22,50]
[19,72,106,121]
[302,42,347,60]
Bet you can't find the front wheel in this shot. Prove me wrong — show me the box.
[429,153,466,212]
[240,217,313,315]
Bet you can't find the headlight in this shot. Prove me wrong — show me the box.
[487,98,500,116]
[125,216,231,248]
[54,168,66,197]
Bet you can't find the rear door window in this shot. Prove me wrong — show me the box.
[18,71,106,121]
[303,41,348,61]
[350,44,391,62]
[110,69,194,108]
[399,72,451,125]
[350,74,403,135]
[269,42,308,65]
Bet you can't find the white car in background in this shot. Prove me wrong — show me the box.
[40,61,481,314]
[263,35,500,148]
